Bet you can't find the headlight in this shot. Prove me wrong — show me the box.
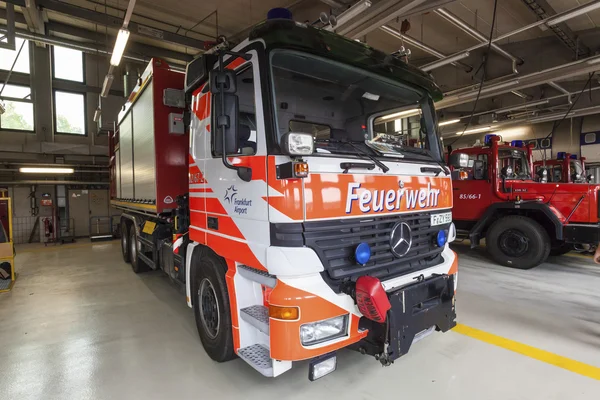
[300,315,348,346]
[281,132,314,156]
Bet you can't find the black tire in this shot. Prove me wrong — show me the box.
[550,242,572,256]
[129,227,148,273]
[192,253,236,362]
[486,215,550,270]
[121,220,131,263]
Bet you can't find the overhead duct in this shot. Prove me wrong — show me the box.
[437,55,600,109]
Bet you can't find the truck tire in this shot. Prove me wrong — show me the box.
[550,242,572,256]
[129,227,148,273]
[192,254,236,362]
[121,220,131,263]
[486,215,550,269]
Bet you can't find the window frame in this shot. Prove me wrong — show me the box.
[0,37,32,75]
[52,89,88,136]
[0,83,35,133]
[51,45,86,84]
[211,61,257,158]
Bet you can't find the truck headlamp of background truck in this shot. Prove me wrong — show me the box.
[110,11,458,380]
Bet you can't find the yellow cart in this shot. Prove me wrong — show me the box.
[0,197,15,293]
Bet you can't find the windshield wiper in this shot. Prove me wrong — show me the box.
[316,138,389,173]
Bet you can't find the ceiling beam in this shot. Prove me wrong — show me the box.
[4,0,207,50]
[520,0,591,58]
[22,0,45,35]
[336,0,455,39]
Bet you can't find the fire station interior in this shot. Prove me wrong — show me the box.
[1,0,600,397]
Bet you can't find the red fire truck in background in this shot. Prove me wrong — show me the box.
[533,152,588,183]
[449,134,600,269]
[110,13,458,380]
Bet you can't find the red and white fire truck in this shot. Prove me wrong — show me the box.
[110,13,458,380]
[533,152,587,183]
[449,134,600,269]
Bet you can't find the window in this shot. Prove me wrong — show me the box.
[212,64,257,155]
[54,90,86,135]
[0,38,30,74]
[0,84,34,131]
[52,45,84,82]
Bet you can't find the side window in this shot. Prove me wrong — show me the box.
[212,63,257,156]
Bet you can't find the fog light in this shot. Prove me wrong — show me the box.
[355,242,371,265]
[309,353,337,381]
[436,230,447,247]
[300,315,348,345]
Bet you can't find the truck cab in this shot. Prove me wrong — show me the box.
[450,134,600,269]
[533,152,587,183]
[113,13,459,380]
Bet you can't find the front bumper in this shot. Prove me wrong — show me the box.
[563,223,600,244]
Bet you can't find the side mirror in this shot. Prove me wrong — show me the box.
[588,174,594,182]
[501,165,514,179]
[448,152,469,168]
[213,93,239,155]
[473,160,485,180]
[281,132,314,156]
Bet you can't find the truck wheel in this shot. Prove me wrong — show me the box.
[192,254,236,362]
[121,220,131,263]
[486,216,550,269]
[129,227,148,273]
[550,242,572,256]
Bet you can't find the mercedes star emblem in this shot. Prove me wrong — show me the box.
[390,222,412,257]
[398,180,405,189]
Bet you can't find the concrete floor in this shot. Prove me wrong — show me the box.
[1,241,599,399]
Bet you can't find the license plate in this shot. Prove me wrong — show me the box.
[431,212,452,226]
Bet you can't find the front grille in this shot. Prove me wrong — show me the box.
[271,212,450,291]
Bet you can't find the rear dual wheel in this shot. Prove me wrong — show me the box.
[121,220,131,263]
[486,215,550,270]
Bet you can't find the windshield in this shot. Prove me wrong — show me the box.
[499,149,530,179]
[270,50,443,162]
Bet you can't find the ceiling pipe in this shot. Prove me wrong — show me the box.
[437,54,600,109]
[432,1,600,75]
[443,104,600,138]
[548,81,572,104]
[380,25,473,72]
[434,8,522,73]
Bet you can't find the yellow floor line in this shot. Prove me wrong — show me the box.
[454,323,600,381]
[16,240,118,254]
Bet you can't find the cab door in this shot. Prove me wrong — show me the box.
[452,153,493,221]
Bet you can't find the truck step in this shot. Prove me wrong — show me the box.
[238,265,276,288]
[240,305,269,334]
[238,344,273,377]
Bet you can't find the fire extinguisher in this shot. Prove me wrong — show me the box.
[44,218,53,239]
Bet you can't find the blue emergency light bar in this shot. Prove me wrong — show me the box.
[569,154,577,159]
[510,140,524,147]
[267,8,293,20]
[557,152,567,160]
[484,134,497,145]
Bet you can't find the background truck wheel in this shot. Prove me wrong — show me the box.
[121,220,131,263]
[550,242,572,256]
[486,216,550,269]
[129,227,148,273]
[192,254,236,362]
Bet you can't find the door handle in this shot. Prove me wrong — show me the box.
[453,188,460,191]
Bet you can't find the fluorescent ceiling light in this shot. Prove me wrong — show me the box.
[421,52,470,72]
[438,119,461,126]
[20,167,74,174]
[101,74,114,98]
[547,2,600,26]
[110,29,130,67]
[380,108,420,121]
[460,126,494,135]
[495,99,550,114]
[93,107,102,122]
[587,57,600,65]
[511,90,528,99]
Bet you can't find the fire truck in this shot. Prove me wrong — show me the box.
[533,152,587,183]
[449,134,600,269]
[110,13,458,380]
